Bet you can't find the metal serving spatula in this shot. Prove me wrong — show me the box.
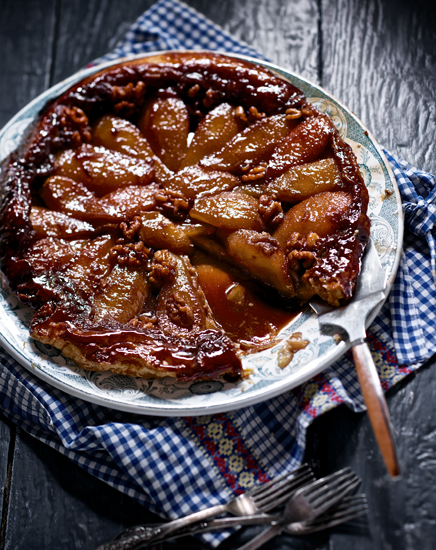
[310,239,401,478]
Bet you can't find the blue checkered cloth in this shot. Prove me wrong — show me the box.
[1,0,436,547]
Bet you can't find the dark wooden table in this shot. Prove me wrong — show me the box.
[1,1,436,548]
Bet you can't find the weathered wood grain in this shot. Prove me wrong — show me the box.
[0,416,12,550]
[3,427,160,550]
[308,357,436,550]
[52,0,155,84]
[321,0,436,174]
[0,0,57,128]
[187,0,321,83]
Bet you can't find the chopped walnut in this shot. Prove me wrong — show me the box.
[234,106,248,122]
[258,195,284,228]
[234,106,265,124]
[241,162,267,182]
[277,332,310,369]
[247,106,266,122]
[285,107,302,120]
[203,88,221,109]
[155,189,191,221]
[56,105,91,147]
[110,241,151,266]
[120,216,141,240]
[287,232,301,248]
[149,250,176,288]
[286,232,318,252]
[112,81,146,117]
[252,232,280,256]
[166,291,194,328]
[306,232,319,248]
[129,316,157,330]
[288,249,316,273]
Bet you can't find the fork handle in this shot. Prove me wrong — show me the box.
[352,342,401,478]
[95,503,228,550]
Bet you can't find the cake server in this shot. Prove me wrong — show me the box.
[310,239,400,478]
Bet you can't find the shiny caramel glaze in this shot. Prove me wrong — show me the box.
[0,52,369,382]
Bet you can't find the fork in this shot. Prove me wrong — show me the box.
[95,463,314,550]
[235,467,360,550]
[284,493,368,535]
[105,493,367,545]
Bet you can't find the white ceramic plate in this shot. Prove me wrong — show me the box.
[0,53,403,416]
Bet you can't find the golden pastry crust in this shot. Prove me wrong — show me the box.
[0,52,370,381]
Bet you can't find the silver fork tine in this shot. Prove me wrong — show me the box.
[309,477,361,509]
[249,464,312,498]
[255,470,315,511]
[306,473,360,502]
[302,495,368,527]
[287,495,369,535]
[299,468,358,502]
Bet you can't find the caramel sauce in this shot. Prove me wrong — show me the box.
[195,263,299,349]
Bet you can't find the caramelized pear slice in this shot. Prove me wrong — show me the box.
[138,97,190,172]
[100,185,157,221]
[264,115,333,183]
[55,144,155,196]
[41,175,95,216]
[92,115,172,183]
[62,234,118,297]
[93,264,149,324]
[262,158,341,202]
[273,191,352,249]
[154,251,216,335]
[25,237,83,276]
[138,212,193,254]
[200,114,294,172]
[163,165,239,199]
[181,103,244,167]
[41,176,156,224]
[225,230,295,297]
[30,207,97,239]
[190,192,264,231]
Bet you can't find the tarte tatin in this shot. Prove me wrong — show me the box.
[0,52,370,382]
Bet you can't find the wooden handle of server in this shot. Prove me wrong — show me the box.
[352,342,401,478]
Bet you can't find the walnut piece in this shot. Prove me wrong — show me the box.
[120,216,142,240]
[258,194,284,227]
[110,241,151,266]
[149,250,176,289]
[166,291,194,328]
[57,105,92,147]
[112,81,146,117]
[155,189,191,221]
[288,249,316,273]
[241,162,267,182]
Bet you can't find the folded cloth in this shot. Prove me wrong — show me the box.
[1,0,436,547]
